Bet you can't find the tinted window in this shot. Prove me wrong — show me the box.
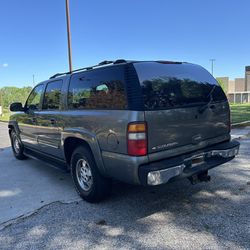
[68,67,127,110]
[26,84,44,110]
[43,81,63,110]
[134,62,227,110]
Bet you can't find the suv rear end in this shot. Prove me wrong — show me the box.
[105,61,240,186]
[8,59,240,202]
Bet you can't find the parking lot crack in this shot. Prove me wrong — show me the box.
[0,200,79,231]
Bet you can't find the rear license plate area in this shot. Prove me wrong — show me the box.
[191,155,204,167]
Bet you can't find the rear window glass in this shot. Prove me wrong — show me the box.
[134,62,227,110]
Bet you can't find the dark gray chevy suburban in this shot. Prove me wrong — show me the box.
[9,60,240,202]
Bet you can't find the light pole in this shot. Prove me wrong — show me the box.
[210,59,216,76]
[0,89,3,117]
[66,0,73,72]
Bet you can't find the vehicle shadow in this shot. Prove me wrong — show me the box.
[0,146,79,225]
[0,141,249,249]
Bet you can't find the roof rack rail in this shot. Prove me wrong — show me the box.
[49,73,66,79]
[114,59,127,64]
[50,59,127,79]
[98,60,114,66]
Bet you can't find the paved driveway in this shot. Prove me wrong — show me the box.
[0,122,250,249]
[0,122,80,226]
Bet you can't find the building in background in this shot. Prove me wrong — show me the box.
[228,79,235,93]
[235,78,245,92]
[246,66,250,91]
[217,66,250,103]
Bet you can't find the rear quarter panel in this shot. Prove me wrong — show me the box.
[61,110,145,155]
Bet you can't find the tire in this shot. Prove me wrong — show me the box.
[10,130,27,160]
[71,146,111,202]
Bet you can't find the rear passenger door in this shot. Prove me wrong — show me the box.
[36,80,64,159]
[66,67,129,154]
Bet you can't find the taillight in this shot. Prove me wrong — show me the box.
[127,122,147,156]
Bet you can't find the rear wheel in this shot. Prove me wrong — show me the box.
[71,146,111,202]
[10,130,27,160]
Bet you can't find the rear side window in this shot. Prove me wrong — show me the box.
[134,62,227,110]
[68,67,127,110]
[43,80,63,110]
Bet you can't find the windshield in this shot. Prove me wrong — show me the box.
[134,62,227,110]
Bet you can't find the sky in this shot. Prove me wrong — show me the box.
[0,0,250,87]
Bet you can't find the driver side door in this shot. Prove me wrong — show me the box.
[18,84,44,150]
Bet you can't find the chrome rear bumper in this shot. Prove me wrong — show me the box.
[147,142,240,186]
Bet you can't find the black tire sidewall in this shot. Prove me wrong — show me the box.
[10,130,26,160]
[71,150,94,196]
[71,146,110,202]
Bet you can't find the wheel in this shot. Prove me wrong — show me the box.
[10,130,27,160]
[71,146,111,202]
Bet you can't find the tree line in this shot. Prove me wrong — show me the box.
[0,86,32,108]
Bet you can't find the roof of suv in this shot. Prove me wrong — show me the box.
[49,59,184,79]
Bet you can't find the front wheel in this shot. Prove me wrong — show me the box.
[10,130,27,160]
[71,146,111,202]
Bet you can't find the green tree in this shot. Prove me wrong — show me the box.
[216,78,228,94]
[0,86,32,108]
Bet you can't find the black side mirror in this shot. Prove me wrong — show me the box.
[10,102,24,112]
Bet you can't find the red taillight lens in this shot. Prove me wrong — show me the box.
[127,122,147,156]
[128,139,147,156]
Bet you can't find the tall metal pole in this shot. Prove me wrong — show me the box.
[66,0,73,72]
[210,59,216,76]
[32,74,35,85]
[0,89,3,117]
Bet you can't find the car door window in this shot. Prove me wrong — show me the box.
[43,81,63,110]
[26,84,44,110]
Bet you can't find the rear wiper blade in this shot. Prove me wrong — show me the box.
[198,85,216,114]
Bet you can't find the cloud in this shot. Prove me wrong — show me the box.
[2,63,8,68]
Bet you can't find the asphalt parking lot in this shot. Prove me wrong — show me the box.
[0,122,250,249]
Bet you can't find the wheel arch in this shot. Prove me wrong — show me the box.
[8,121,20,136]
[62,131,107,176]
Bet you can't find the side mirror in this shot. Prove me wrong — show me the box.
[10,102,24,112]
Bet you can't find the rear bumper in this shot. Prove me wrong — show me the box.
[138,140,240,186]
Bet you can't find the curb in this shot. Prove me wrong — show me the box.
[231,121,250,128]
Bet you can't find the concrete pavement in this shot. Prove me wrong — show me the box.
[0,121,250,249]
[0,122,80,227]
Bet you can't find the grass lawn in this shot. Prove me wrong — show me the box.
[1,104,250,124]
[230,103,250,124]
